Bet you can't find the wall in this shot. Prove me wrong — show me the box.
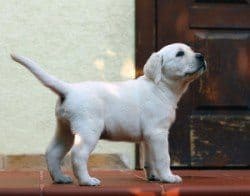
[0,0,135,168]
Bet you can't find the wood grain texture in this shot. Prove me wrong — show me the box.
[190,4,250,29]
[191,113,250,167]
[192,31,250,106]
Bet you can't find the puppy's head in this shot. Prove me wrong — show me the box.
[143,43,207,84]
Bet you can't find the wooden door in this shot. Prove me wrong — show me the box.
[136,0,250,167]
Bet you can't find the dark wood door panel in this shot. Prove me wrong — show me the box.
[193,30,250,107]
[190,1,250,167]
[190,4,250,29]
[191,113,250,167]
[195,0,249,3]
[157,0,194,49]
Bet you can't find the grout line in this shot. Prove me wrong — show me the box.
[39,170,44,196]
[125,169,147,181]
[132,172,147,181]
[159,184,165,196]
[128,170,165,195]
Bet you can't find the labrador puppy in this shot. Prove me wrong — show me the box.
[11,43,206,186]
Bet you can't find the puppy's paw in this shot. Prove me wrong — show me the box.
[54,175,73,184]
[79,177,101,186]
[161,174,182,183]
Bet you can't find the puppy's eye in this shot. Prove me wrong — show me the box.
[176,51,184,57]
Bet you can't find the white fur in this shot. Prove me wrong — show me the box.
[11,43,206,186]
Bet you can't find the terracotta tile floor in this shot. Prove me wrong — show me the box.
[0,170,249,195]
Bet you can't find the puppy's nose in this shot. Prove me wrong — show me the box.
[195,53,204,61]
[196,53,207,71]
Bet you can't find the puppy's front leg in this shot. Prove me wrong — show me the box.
[145,130,182,183]
[144,142,160,181]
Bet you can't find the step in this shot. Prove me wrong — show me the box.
[0,170,249,195]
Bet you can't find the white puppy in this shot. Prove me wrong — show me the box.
[11,43,206,186]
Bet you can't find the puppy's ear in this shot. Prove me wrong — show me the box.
[143,52,163,84]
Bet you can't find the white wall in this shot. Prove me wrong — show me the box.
[0,0,135,168]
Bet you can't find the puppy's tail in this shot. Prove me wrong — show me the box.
[11,54,70,97]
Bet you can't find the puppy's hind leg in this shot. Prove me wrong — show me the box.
[70,120,103,186]
[46,119,74,184]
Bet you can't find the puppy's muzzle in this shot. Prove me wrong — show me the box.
[185,53,207,77]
